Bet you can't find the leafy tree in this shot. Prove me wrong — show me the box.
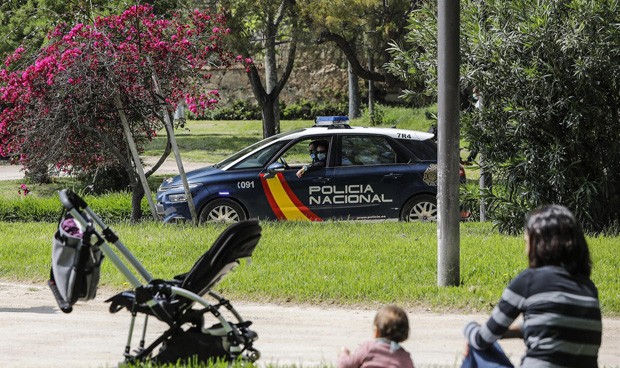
[211,0,299,137]
[298,0,418,86]
[0,0,190,62]
[0,4,231,220]
[1,0,117,60]
[387,0,620,233]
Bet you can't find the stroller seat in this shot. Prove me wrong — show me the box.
[105,219,262,363]
[107,219,261,316]
[48,190,262,365]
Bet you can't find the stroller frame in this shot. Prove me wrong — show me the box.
[49,189,260,364]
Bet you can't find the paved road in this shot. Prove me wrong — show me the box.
[1,282,619,368]
[0,163,24,180]
[0,158,206,181]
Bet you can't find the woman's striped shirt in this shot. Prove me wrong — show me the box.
[465,265,602,368]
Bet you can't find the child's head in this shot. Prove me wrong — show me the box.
[373,305,409,343]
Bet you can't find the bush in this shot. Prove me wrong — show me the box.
[76,165,131,194]
[0,192,150,223]
[200,100,262,120]
[198,99,349,121]
[388,0,620,234]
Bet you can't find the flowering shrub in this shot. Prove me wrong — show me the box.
[17,183,30,196]
[0,5,234,179]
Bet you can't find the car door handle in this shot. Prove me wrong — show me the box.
[382,173,403,181]
[313,177,331,184]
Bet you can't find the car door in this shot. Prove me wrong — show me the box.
[259,136,334,221]
[331,134,413,220]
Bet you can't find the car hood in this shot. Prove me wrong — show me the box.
[160,166,222,188]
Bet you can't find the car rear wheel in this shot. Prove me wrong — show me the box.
[401,194,437,222]
[199,198,246,224]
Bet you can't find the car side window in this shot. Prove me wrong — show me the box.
[339,135,406,166]
[397,139,437,161]
[277,137,330,167]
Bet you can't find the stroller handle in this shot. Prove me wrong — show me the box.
[59,189,88,211]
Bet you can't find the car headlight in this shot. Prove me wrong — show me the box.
[166,184,200,203]
[168,193,188,203]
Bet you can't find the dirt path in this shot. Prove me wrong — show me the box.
[1,282,619,368]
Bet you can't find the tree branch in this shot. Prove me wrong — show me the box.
[317,30,387,83]
[274,40,297,97]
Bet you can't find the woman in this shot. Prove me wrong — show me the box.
[462,205,602,368]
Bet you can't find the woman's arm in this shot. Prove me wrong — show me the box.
[502,322,523,339]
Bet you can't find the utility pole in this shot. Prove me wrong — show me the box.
[437,0,460,286]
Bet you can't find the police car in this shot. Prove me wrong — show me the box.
[156,117,449,223]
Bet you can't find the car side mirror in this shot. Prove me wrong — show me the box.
[263,162,286,179]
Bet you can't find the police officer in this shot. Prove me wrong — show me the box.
[297,140,328,177]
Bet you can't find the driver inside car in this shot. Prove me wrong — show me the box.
[296,140,328,177]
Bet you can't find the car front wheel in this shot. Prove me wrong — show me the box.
[401,194,437,222]
[199,198,246,224]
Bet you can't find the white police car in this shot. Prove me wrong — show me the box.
[156,117,447,223]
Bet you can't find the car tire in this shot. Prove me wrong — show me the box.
[401,194,438,222]
[199,198,247,224]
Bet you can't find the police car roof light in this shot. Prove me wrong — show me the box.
[314,116,351,128]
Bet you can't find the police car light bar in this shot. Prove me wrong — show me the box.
[314,116,350,127]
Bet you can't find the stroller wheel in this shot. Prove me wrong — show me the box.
[246,348,260,361]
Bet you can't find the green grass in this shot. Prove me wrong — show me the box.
[1,220,618,316]
[142,120,310,163]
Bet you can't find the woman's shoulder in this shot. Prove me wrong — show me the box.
[506,267,562,293]
[514,265,569,279]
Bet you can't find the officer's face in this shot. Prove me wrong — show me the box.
[308,144,316,160]
[316,146,327,161]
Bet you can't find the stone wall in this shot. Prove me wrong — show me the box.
[203,50,351,106]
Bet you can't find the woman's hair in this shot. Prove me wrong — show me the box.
[525,204,591,277]
[374,305,409,343]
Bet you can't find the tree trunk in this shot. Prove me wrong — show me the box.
[130,181,144,223]
[368,53,376,125]
[265,26,281,135]
[348,61,361,119]
[239,0,297,139]
[262,95,277,138]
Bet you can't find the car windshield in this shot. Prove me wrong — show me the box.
[214,129,304,169]
[231,141,289,169]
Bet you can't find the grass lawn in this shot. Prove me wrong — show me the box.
[1,220,618,316]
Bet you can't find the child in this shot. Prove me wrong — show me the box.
[338,305,415,368]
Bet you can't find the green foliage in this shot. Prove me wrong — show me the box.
[2,220,619,315]
[352,103,437,132]
[0,192,150,223]
[285,99,348,120]
[297,0,416,78]
[388,0,620,234]
[0,0,132,61]
[76,165,131,194]
[202,99,349,121]
[201,100,262,120]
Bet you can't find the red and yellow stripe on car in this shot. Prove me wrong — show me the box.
[260,173,322,221]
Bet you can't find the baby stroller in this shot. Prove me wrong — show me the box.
[48,189,261,364]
